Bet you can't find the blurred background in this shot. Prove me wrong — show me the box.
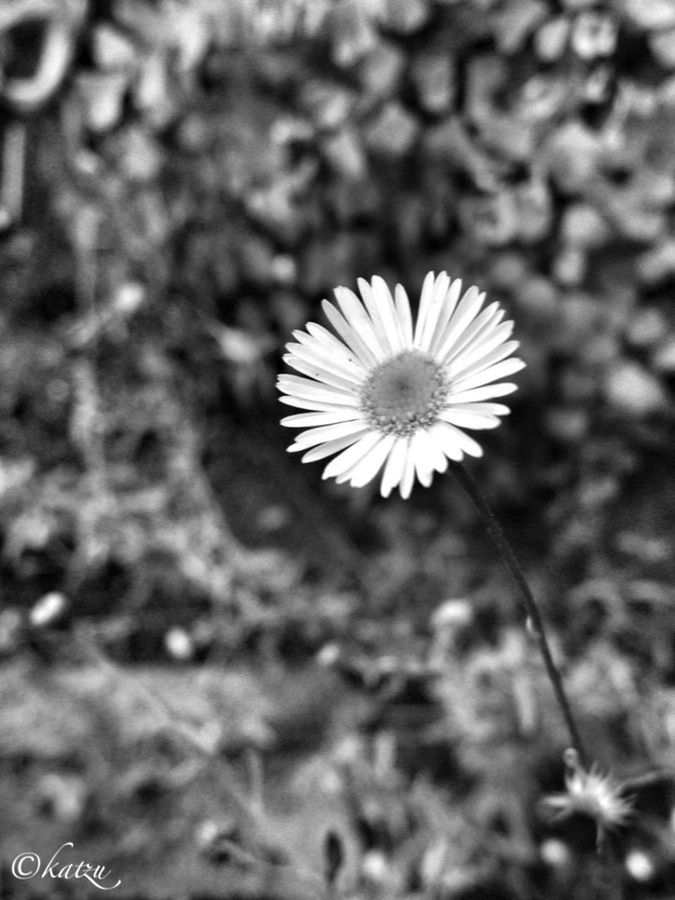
[0,0,674,897]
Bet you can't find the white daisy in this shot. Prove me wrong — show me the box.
[277,272,526,498]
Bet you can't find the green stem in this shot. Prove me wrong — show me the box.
[451,462,587,763]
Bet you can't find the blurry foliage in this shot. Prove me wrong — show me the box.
[0,0,675,897]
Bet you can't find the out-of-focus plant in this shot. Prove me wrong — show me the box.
[1,0,675,895]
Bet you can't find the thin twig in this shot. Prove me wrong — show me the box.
[451,462,587,763]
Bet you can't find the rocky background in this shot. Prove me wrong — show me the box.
[0,0,674,897]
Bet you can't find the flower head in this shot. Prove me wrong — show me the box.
[544,749,634,847]
[277,272,525,497]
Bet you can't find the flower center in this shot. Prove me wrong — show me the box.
[360,350,448,437]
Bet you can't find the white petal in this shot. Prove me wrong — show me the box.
[438,422,484,457]
[343,434,396,487]
[452,357,526,392]
[440,302,504,365]
[429,277,463,355]
[303,323,368,372]
[418,271,451,352]
[322,299,378,367]
[394,284,414,347]
[413,271,436,346]
[452,401,510,416]
[410,430,438,487]
[291,331,366,379]
[412,428,449,473]
[414,459,434,487]
[277,374,358,406]
[445,317,512,371]
[428,421,464,461]
[283,353,361,392]
[322,431,382,480]
[301,432,369,462]
[399,446,416,499]
[380,437,408,497]
[358,277,401,355]
[279,395,361,412]
[291,419,369,448]
[440,409,501,430]
[448,338,520,384]
[285,343,364,383]
[446,383,518,404]
[289,429,368,454]
[436,287,485,361]
[281,410,363,428]
[370,276,404,352]
[354,278,392,354]
[334,287,387,360]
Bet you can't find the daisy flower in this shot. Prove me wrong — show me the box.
[277,272,525,497]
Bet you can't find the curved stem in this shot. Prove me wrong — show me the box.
[451,462,587,763]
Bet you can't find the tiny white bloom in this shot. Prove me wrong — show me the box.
[624,849,654,883]
[277,272,525,497]
[544,750,634,847]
